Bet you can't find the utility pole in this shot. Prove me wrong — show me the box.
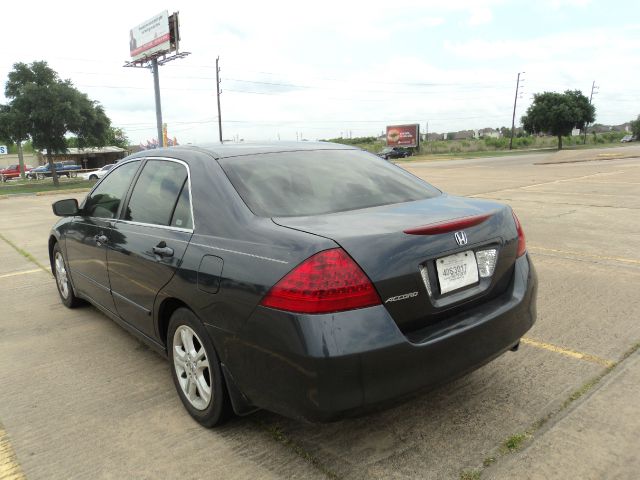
[583,80,598,144]
[151,58,164,147]
[216,56,223,143]
[509,72,524,150]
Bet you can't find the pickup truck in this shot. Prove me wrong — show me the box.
[0,164,33,182]
[26,162,81,180]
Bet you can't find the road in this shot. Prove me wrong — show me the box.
[1,146,639,479]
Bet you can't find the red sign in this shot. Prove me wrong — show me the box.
[386,124,419,147]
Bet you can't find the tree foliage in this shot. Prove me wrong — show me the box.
[521,90,595,149]
[0,61,111,185]
[631,115,640,139]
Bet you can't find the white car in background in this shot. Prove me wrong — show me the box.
[80,164,115,180]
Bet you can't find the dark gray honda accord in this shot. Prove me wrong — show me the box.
[49,142,537,426]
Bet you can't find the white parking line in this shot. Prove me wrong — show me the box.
[0,269,47,279]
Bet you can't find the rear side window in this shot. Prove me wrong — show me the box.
[124,160,190,227]
[83,160,140,218]
[219,150,440,217]
[170,182,193,229]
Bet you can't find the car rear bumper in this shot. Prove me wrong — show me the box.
[211,253,537,421]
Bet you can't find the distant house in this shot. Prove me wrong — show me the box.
[452,130,476,140]
[37,146,128,169]
[478,128,500,138]
[422,133,444,141]
[611,123,631,133]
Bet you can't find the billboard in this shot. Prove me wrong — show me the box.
[129,11,172,61]
[386,124,420,147]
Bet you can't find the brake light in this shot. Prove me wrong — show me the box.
[260,248,381,314]
[512,211,526,257]
[404,213,492,235]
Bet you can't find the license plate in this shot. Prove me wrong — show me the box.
[436,251,479,294]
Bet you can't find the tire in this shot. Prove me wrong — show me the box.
[168,308,233,427]
[70,171,77,178]
[1,175,5,183]
[52,242,82,308]
[89,174,98,180]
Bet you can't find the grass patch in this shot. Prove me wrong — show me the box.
[460,469,482,480]
[0,232,50,273]
[462,340,640,478]
[502,432,530,453]
[253,420,340,480]
[0,178,94,196]
[482,456,496,467]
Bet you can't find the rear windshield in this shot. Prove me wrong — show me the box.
[218,149,440,217]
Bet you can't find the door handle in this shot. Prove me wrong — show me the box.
[153,241,174,257]
[94,234,108,244]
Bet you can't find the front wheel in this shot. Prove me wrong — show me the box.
[168,308,233,427]
[52,242,82,308]
[89,174,98,180]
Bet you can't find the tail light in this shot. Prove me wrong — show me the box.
[260,248,381,314]
[512,211,526,257]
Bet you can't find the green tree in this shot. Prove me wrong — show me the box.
[631,115,640,139]
[0,104,30,178]
[521,90,595,150]
[68,127,130,150]
[0,61,111,186]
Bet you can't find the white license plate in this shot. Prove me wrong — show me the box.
[436,251,479,294]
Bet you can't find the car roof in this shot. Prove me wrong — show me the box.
[152,141,360,160]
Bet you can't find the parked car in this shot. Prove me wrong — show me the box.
[79,164,115,181]
[378,146,412,160]
[620,135,635,143]
[49,143,537,426]
[0,164,33,182]
[27,162,81,179]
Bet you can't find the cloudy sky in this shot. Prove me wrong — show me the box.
[1,0,638,144]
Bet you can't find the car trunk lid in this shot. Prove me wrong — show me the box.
[273,195,519,333]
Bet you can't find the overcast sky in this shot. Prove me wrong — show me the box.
[1,0,638,144]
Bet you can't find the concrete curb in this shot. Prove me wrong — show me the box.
[0,188,90,199]
[535,154,639,165]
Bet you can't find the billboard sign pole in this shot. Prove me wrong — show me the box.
[124,11,190,148]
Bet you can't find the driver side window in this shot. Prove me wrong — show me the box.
[83,160,140,218]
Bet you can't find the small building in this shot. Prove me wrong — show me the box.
[478,128,500,139]
[452,130,476,140]
[37,147,128,169]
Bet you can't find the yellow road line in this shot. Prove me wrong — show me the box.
[0,426,25,480]
[0,268,47,279]
[528,246,640,266]
[521,337,615,368]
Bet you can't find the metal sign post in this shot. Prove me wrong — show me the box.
[124,11,190,148]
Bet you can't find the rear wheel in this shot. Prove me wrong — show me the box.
[168,308,232,427]
[36,173,43,180]
[53,242,82,308]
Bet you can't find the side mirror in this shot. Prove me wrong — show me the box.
[52,198,80,217]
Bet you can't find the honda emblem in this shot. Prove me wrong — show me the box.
[454,231,468,246]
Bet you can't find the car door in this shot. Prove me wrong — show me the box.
[107,158,193,339]
[64,160,142,312]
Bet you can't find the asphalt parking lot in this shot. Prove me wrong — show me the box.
[1,147,639,479]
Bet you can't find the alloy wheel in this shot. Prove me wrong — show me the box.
[172,325,212,410]
[54,251,69,299]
